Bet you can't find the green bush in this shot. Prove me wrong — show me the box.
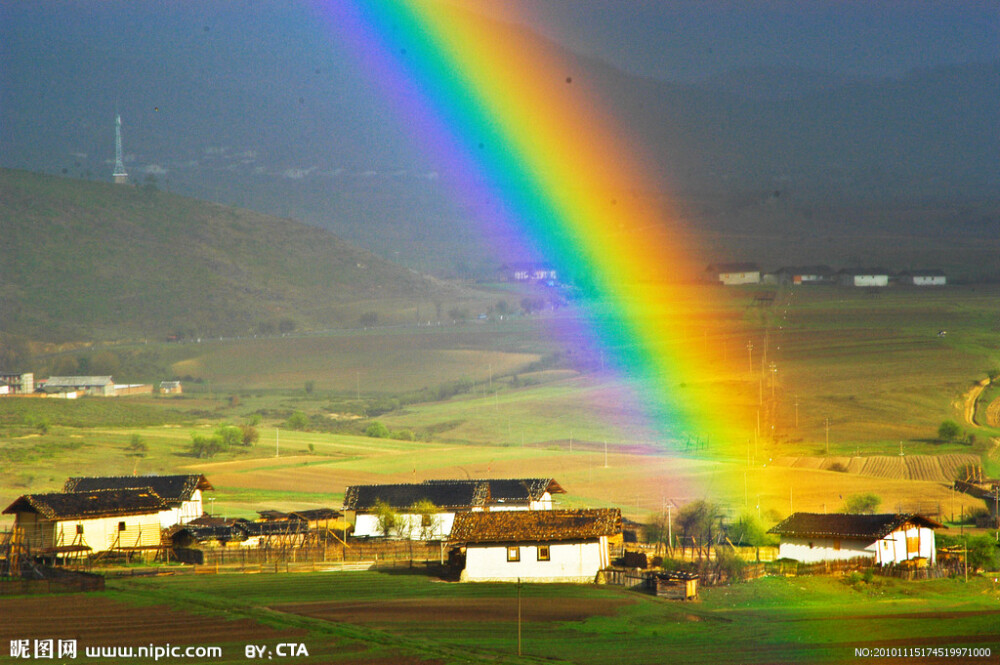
[366,421,390,438]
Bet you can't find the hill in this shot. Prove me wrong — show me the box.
[0,168,467,342]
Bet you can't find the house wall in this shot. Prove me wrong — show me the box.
[155,491,204,530]
[912,276,946,286]
[718,272,760,285]
[853,275,889,287]
[16,512,161,553]
[874,526,936,565]
[462,537,609,583]
[353,511,457,540]
[778,536,875,563]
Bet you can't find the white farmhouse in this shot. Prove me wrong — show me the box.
[344,478,565,540]
[768,513,943,565]
[706,263,761,286]
[898,270,947,286]
[3,488,168,556]
[450,508,621,583]
[63,474,213,529]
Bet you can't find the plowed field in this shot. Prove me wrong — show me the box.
[774,454,979,482]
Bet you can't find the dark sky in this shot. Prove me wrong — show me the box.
[461,0,1000,81]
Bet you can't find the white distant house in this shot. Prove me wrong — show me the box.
[450,508,622,583]
[838,269,890,288]
[768,513,943,565]
[63,475,213,529]
[343,478,565,540]
[706,263,761,285]
[3,488,168,555]
[769,266,836,286]
[0,371,34,394]
[898,270,947,286]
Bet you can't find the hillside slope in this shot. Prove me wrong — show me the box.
[0,169,463,341]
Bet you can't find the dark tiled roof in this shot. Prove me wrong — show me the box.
[172,520,307,544]
[768,513,944,540]
[450,508,621,544]
[289,508,342,521]
[64,475,212,505]
[707,262,760,273]
[3,489,168,520]
[344,479,562,511]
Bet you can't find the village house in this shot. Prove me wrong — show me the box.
[63,475,212,529]
[837,269,890,288]
[449,508,622,583]
[500,263,559,284]
[42,375,116,396]
[706,263,761,285]
[159,380,183,394]
[0,371,34,395]
[3,488,167,556]
[344,478,565,540]
[897,270,947,286]
[766,266,836,286]
[768,513,943,565]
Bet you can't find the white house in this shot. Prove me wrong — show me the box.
[707,263,761,286]
[838,270,890,287]
[3,488,168,556]
[898,270,947,286]
[768,513,943,565]
[344,478,565,540]
[63,475,213,529]
[450,508,621,583]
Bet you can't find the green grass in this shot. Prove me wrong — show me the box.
[87,570,1000,665]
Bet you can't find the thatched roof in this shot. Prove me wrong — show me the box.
[64,475,212,505]
[344,479,563,511]
[3,488,168,520]
[768,513,944,540]
[450,508,621,544]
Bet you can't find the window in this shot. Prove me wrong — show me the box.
[76,524,84,534]
[537,545,550,561]
[506,546,520,562]
[118,521,127,531]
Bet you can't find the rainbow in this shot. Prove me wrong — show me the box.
[318,1,747,449]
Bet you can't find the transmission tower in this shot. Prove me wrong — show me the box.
[113,113,128,184]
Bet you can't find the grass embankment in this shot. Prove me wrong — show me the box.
[83,571,1000,664]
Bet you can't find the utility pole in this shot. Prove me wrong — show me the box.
[517,578,522,655]
[275,427,280,458]
[746,340,754,375]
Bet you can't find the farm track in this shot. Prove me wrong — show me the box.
[987,398,1000,428]
[963,378,990,426]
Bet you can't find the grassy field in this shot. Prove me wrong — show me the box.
[3,570,997,664]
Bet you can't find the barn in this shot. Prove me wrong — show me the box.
[449,508,622,583]
[344,478,565,540]
[63,474,213,529]
[768,513,943,565]
[3,488,167,556]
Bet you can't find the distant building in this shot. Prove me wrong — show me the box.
[768,513,943,565]
[42,376,115,396]
[838,269,890,287]
[449,508,622,582]
[64,474,213,529]
[0,371,34,395]
[344,478,565,540]
[767,266,836,286]
[898,270,947,286]
[159,380,183,394]
[114,383,153,397]
[706,263,761,285]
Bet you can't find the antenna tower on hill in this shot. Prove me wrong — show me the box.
[113,113,128,184]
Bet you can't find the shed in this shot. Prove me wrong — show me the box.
[449,508,622,583]
[42,376,115,396]
[706,263,761,285]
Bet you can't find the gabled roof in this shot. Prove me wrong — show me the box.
[3,488,168,520]
[450,508,621,544]
[64,475,212,505]
[768,513,944,540]
[43,376,114,388]
[707,262,760,273]
[343,479,564,511]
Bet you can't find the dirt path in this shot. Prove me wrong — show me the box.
[962,378,990,426]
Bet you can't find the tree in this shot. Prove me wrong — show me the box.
[938,420,962,442]
[278,318,296,334]
[842,492,881,514]
[643,512,671,555]
[126,434,147,456]
[304,380,315,394]
[286,411,309,430]
[240,424,259,447]
[359,311,378,327]
[732,511,776,562]
[676,500,722,559]
[215,425,243,449]
[190,433,225,458]
[411,499,441,540]
[365,421,390,438]
[373,499,397,537]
